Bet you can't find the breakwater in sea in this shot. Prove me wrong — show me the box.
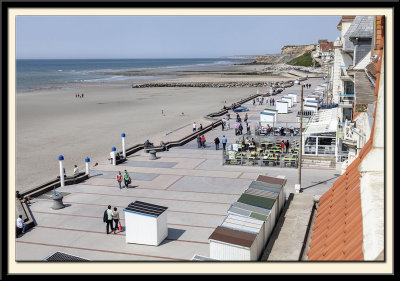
[133,81,277,88]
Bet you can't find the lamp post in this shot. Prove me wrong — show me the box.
[58,155,65,187]
[85,157,90,175]
[111,147,116,166]
[121,133,126,158]
[297,84,304,192]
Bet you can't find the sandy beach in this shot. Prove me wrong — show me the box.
[16,63,297,192]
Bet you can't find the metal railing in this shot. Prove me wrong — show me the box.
[222,142,299,168]
[255,122,303,137]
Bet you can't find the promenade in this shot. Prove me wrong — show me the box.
[15,77,339,262]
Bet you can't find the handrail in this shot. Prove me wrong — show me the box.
[19,93,262,198]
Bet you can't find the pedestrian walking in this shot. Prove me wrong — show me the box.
[197,134,201,148]
[193,122,196,132]
[221,121,225,131]
[123,170,131,188]
[199,124,203,130]
[16,215,26,238]
[116,171,122,189]
[214,137,220,150]
[200,135,206,148]
[222,135,227,150]
[281,140,285,153]
[285,140,290,153]
[234,123,239,136]
[244,113,248,123]
[104,205,113,234]
[226,119,230,129]
[112,207,120,234]
[246,122,251,135]
[238,123,243,135]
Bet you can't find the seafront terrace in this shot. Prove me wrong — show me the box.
[15,78,340,262]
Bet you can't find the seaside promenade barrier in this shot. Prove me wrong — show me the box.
[15,79,304,232]
[17,93,261,201]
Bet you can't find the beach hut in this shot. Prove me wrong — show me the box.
[123,201,168,246]
[276,100,288,114]
[236,190,278,228]
[209,225,260,261]
[227,201,274,244]
[243,188,279,223]
[282,96,293,108]
[260,109,277,126]
[248,180,286,216]
[287,93,298,103]
[256,175,287,186]
[220,213,265,259]
[303,104,318,113]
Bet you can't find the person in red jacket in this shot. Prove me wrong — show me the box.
[200,135,206,148]
[281,140,285,153]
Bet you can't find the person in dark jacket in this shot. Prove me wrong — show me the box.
[214,137,220,150]
[197,134,201,148]
[285,140,290,153]
[238,123,243,135]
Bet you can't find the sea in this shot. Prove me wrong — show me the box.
[16,58,251,93]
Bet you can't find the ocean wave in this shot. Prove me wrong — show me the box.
[79,76,133,83]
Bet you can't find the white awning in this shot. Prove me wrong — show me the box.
[303,108,338,135]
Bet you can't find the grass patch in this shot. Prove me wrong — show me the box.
[287,51,321,67]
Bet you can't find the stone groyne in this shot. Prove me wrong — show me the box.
[133,81,277,88]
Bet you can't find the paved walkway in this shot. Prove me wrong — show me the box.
[15,78,338,261]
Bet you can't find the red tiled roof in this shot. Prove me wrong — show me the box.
[307,139,373,261]
[320,42,334,52]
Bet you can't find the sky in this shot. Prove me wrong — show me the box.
[16,15,342,59]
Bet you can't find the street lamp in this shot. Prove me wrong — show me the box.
[297,83,304,192]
